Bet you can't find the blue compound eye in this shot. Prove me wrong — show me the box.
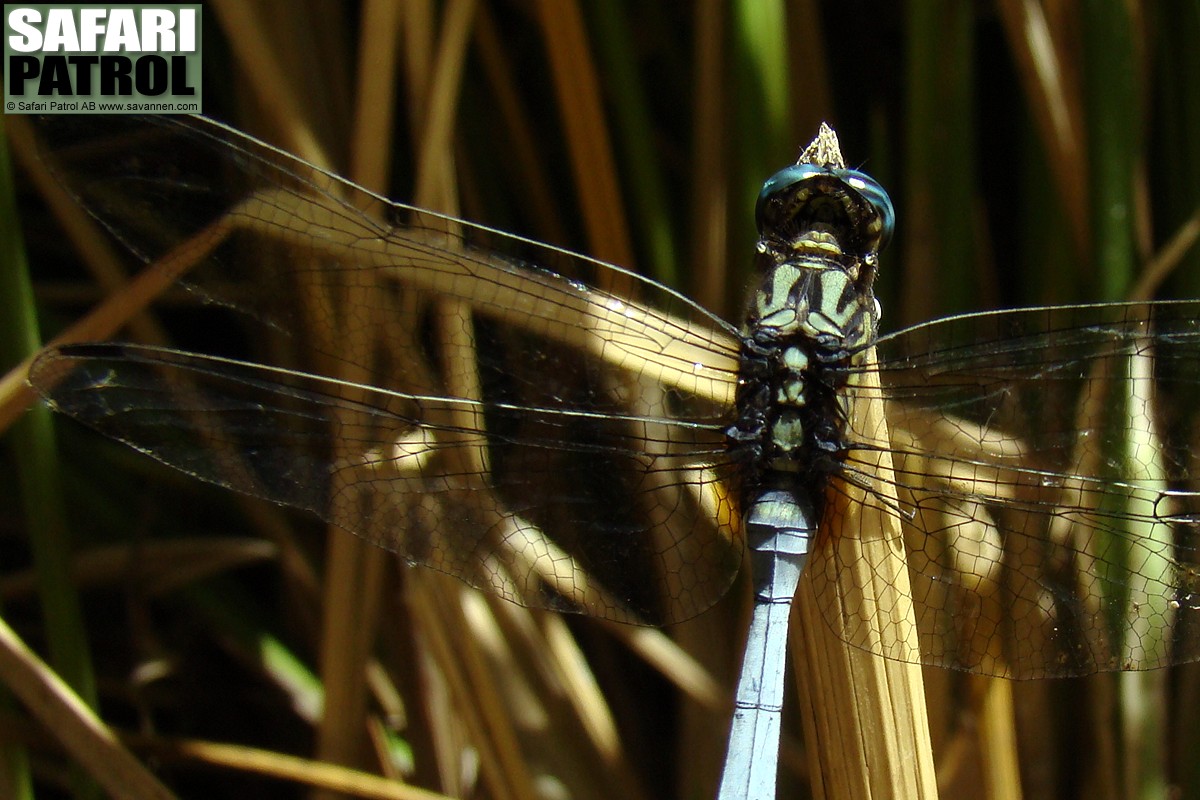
[754,163,895,254]
[841,169,895,251]
[754,164,824,232]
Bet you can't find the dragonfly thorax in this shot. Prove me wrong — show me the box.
[727,242,876,511]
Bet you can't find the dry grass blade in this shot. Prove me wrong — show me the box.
[0,616,176,800]
[232,187,739,403]
[133,735,453,800]
[997,0,1089,259]
[207,0,332,168]
[1129,207,1200,301]
[974,676,1022,799]
[0,538,276,599]
[405,574,537,800]
[795,358,935,800]
[0,214,229,432]
[0,116,220,433]
[535,0,635,281]
[600,622,725,709]
[688,0,729,315]
[350,0,404,191]
[312,2,409,785]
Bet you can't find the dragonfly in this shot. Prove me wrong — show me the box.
[23,115,1200,800]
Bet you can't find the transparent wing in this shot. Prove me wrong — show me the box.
[817,302,1200,677]
[26,115,743,625]
[27,115,1200,669]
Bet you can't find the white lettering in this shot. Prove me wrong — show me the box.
[40,9,80,52]
[178,9,195,52]
[104,9,140,51]
[7,8,43,52]
[140,10,172,51]
[78,8,106,52]
[5,6,197,55]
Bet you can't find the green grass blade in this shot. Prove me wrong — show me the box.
[0,118,97,798]
[587,1,680,289]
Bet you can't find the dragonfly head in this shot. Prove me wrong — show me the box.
[755,163,895,257]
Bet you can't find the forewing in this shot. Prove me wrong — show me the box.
[26,115,743,625]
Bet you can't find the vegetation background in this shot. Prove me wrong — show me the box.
[1,1,1197,799]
